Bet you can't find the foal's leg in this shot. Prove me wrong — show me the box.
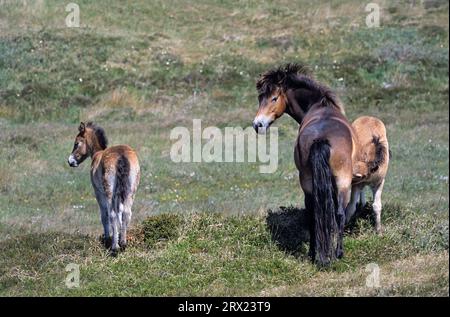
[94,186,112,248]
[109,179,122,256]
[120,198,133,251]
[110,208,120,256]
[372,179,385,235]
[345,185,362,224]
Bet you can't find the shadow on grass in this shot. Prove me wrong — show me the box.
[266,203,381,258]
[345,202,376,234]
[266,206,310,258]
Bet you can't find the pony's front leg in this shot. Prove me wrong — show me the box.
[359,190,366,208]
[372,179,385,235]
[345,185,362,224]
[304,193,315,260]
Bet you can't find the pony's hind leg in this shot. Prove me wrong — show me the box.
[336,188,351,258]
[372,179,385,235]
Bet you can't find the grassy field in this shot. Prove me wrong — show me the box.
[0,0,448,296]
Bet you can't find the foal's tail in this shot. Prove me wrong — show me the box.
[309,139,338,266]
[112,155,131,214]
[368,136,389,173]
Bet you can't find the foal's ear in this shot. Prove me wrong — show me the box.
[78,122,86,133]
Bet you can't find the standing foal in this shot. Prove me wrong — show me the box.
[68,122,140,255]
[347,116,390,234]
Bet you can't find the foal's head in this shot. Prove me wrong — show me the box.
[68,122,108,167]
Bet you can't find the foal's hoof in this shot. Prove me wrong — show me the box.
[119,242,127,252]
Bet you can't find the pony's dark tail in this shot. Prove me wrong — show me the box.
[309,139,338,266]
[112,155,131,214]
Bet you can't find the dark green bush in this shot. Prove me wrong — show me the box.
[141,214,182,247]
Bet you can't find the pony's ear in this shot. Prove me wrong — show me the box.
[78,122,86,133]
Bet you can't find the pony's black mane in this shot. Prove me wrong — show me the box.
[256,63,344,113]
[86,122,108,150]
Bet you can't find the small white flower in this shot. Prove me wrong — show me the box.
[79,78,83,82]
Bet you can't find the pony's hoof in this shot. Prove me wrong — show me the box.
[336,249,344,259]
[315,258,331,268]
[119,242,127,252]
[110,249,119,257]
[100,235,112,249]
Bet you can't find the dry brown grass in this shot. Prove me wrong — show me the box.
[260,252,449,296]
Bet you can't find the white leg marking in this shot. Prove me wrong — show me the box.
[110,211,120,253]
[372,179,385,234]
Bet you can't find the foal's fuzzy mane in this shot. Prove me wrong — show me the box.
[256,63,344,113]
[86,122,108,150]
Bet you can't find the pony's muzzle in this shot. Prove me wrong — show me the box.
[68,155,78,167]
[253,121,264,133]
[252,117,270,134]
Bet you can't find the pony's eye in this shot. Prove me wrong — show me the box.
[272,96,278,102]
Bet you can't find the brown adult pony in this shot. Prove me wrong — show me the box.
[253,64,356,266]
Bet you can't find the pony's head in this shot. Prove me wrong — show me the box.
[253,63,310,133]
[68,122,108,167]
[253,67,288,133]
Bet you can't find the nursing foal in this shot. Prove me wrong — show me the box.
[68,122,140,256]
[347,116,390,234]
